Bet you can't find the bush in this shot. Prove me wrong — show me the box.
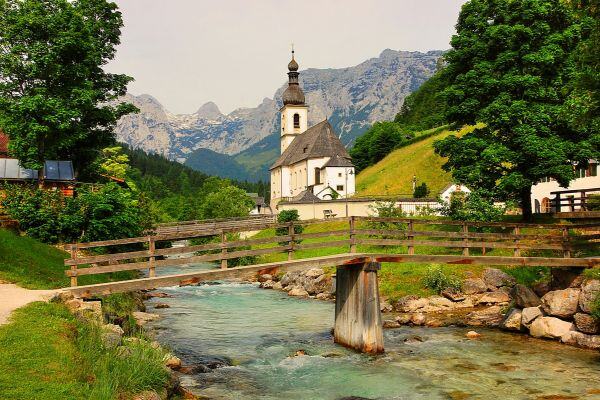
[276,209,304,244]
[422,265,462,294]
[440,190,505,223]
[413,182,430,198]
[590,293,600,321]
[587,194,600,211]
[367,201,407,235]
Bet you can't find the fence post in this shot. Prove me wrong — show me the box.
[462,223,469,256]
[513,226,520,257]
[148,236,156,278]
[407,220,414,255]
[555,193,561,213]
[221,231,228,269]
[349,216,356,253]
[562,227,571,258]
[288,222,295,260]
[69,245,78,287]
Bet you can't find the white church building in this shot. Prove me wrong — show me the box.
[270,52,355,208]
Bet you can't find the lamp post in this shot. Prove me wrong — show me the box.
[345,168,354,217]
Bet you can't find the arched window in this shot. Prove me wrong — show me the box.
[293,113,300,129]
[314,167,321,185]
[541,197,551,213]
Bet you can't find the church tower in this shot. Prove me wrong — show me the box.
[280,49,308,154]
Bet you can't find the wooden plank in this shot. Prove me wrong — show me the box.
[148,237,156,278]
[65,253,371,297]
[353,229,573,242]
[294,240,352,251]
[355,216,600,229]
[65,249,152,266]
[294,230,349,240]
[355,238,569,250]
[370,254,599,268]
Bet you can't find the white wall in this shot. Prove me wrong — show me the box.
[323,166,355,198]
[440,184,471,203]
[531,174,600,213]
[280,105,308,153]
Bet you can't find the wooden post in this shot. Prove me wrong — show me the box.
[562,227,571,258]
[462,223,469,256]
[221,231,228,269]
[513,226,520,257]
[407,220,414,255]
[70,245,78,287]
[334,261,384,354]
[148,237,156,278]
[555,193,561,213]
[288,222,295,261]
[349,216,356,253]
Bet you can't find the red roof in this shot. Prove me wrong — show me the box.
[0,130,9,155]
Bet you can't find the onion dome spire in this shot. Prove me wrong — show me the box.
[282,46,305,106]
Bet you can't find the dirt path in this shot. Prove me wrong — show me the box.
[0,283,59,325]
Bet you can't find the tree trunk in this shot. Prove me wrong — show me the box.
[37,167,44,189]
[521,186,533,222]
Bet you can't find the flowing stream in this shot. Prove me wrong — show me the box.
[149,263,600,400]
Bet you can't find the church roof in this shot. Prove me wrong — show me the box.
[322,154,354,168]
[290,190,320,202]
[270,120,351,170]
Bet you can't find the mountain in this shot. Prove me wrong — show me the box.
[115,49,444,180]
[183,148,248,181]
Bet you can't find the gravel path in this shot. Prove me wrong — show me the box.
[0,283,58,325]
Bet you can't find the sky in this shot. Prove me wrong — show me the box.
[106,0,467,115]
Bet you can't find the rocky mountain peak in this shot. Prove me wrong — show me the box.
[195,101,223,120]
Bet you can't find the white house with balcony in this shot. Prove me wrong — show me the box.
[531,160,599,213]
[270,51,355,208]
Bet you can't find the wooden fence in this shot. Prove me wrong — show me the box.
[64,216,600,287]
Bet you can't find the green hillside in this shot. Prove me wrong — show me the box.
[355,125,478,197]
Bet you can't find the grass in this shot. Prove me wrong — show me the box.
[0,228,137,290]
[355,124,482,197]
[247,219,559,302]
[0,302,170,400]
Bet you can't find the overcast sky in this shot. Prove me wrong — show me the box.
[106,0,467,114]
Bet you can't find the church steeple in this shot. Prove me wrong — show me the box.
[282,49,305,106]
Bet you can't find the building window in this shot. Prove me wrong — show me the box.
[541,197,551,213]
[590,163,598,177]
[337,185,344,191]
[293,113,300,129]
[576,168,586,179]
[338,173,342,177]
[315,168,321,184]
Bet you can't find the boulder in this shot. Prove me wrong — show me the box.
[64,298,84,312]
[75,301,103,323]
[154,303,170,309]
[305,268,325,278]
[532,281,551,297]
[132,391,162,400]
[465,306,504,327]
[462,278,488,295]
[573,313,599,334]
[541,288,580,318]
[133,311,160,326]
[476,290,510,305]
[315,293,331,300]
[560,331,600,350]
[579,279,600,314]
[395,313,412,325]
[441,288,466,302]
[288,286,309,297]
[427,296,454,309]
[501,308,523,331]
[383,319,401,328]
[258,274,273,283]
[521,306,543,327]
[482,268,516,288]
[529,317,574,339]
[410,313,426,326]
[272,281,283,290]
[259,280,275,289]
[510,284,541,308]
[164,354,182,370]
[101,324,124,348]
[466,331,481,339]
[380,300,393,313]
[397,297,428,313]
[280,271,300,287]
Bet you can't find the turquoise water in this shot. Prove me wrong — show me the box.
[150,267,600,399]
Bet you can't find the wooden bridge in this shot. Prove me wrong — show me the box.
[63,216,599,354]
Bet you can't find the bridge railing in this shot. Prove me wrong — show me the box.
[64,217,599,287]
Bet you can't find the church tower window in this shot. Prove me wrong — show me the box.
[294,113,300,129]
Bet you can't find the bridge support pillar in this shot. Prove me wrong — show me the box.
[334,261,384,354]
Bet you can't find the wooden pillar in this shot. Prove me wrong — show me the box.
[462,223,469,256]
[334,261,384,354]
[288,222,295,261]
[562,227,571,258]
[148,237,156,278]
[349,216,356,253]
[221,231,228,269]
[407,220,414,255]
[513,226,520,257]
[69,245,78,287]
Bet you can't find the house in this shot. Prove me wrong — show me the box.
[0,130,76,196]
[270,51,355,208]
[247,193,271,215]
[532,160,599,213]
[440,183,471,203]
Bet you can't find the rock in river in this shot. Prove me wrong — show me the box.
[541,288,580,318]
[510,284,541,308]
[529,317,574,339]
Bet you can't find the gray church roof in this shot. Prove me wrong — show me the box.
[270,120,351,170]
[291,190,321,202]
[322,154,354,168]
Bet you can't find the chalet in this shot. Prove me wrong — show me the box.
[270,51,355,207]
[0,130,76,196]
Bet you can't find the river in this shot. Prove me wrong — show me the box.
[148,264,600,400]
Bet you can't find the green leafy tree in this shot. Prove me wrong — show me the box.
[201,185,254,220]
[350,121,408,172]
[275,209,304,244]
[434,0,596,220]
[0,0,136,179]
[413,182,430,198]
[96,147,130,180]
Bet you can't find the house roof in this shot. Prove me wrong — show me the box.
[270,120,351,170]
[322,154,354,168]
[291,190,321,202]
[0,159,75,181]
[0,130,9,155]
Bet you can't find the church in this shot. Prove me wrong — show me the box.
[270,51,355,208]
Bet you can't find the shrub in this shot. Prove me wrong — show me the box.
[422,265,462,294]
[367,201,406,235]
[413,182,430,198]
[276,209,304,244]
[440,190,505,223]
[591,293,600,321]
[588,194,600,211]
